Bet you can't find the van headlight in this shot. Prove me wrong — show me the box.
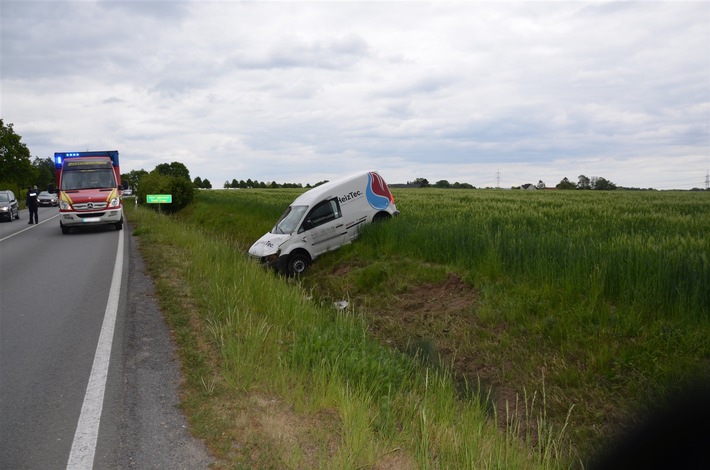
[60,200,70,210]
[109,197,120,207]
[263,252,280,266]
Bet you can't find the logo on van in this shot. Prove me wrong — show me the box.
[338,190,362,204]
[366,172,393,210]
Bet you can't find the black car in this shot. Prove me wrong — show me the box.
[0,190,20,221]
[37,191,58,207]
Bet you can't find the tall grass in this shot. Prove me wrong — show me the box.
[355,189,710,453]
[366,189,709,320]
[127,203,567,469]
[127,187,710,465]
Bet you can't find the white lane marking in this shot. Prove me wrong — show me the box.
[0,213,60,242]
[66,228,124,470]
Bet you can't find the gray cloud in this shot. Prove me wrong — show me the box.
[2,1,708,189]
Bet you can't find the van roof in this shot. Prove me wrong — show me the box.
[293,170,377,206]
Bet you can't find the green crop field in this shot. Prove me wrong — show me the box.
[126,188,709,469]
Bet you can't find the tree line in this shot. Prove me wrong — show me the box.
[0,119,56,194]
[3,120,704,202]
[221,179,305,189]
[403,175,619,190]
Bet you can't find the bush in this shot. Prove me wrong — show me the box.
[137,171,194,213]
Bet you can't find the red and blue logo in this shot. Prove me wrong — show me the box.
[366,172,394,210]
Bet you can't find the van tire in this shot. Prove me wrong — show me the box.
[287,253,310,276]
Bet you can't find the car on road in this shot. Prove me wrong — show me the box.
[0,190,20,221]
[37,191,58,207]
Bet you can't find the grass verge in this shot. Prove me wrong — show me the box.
[125,204,573,469]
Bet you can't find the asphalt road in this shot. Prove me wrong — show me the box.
[0,206,212,469]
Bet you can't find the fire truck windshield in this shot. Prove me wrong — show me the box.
[61,169,117,190]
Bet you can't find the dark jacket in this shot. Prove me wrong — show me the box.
[26,189,38,209]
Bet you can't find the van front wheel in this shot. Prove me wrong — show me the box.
[287,253,310,276]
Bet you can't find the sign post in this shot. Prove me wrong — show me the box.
[146,194,172,204]
[146,194,172,213]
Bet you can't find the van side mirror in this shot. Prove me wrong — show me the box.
[48,184,55,194]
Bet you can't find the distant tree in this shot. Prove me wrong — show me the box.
[270,181,279,188]
[0,120,33,192]
[32,156,56,190]
[412,177,429,188]
[246,178,254,188]
[592,176,617,190]
[577,175,591,190]
[231,178,238,188]
[239,180,247,188]
[193,176,203,188]
[122,169,148,193]
[434,180,451,188]
[556,177,576,190]
[202,178,212,189]
[154,161,190,181]
[223,180,230,189]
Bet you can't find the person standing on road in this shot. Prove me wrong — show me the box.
[26,185,39,224]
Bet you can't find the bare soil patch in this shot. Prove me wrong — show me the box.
[349,270,536,440]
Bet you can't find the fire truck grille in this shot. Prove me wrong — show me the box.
[74,202,108,210]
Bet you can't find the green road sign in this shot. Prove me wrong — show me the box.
[146,194,172,204]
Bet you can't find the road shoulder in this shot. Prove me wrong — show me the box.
[114,225,213,469]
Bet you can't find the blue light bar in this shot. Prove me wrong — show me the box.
[54,150,119,168]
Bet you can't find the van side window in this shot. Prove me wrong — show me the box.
[302,198,341,231]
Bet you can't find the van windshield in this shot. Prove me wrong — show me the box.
[62,169,116,190]
[272,205,307,234]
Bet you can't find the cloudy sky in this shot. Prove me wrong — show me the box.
[2,1,709,189]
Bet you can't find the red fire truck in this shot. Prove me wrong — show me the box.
[53,150,124,234]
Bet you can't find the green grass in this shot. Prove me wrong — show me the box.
[318,189,709,454]
[126,195,573,469]
[126,187,710,468]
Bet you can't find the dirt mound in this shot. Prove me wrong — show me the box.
[365,271,480,368]
[361,271,529,440]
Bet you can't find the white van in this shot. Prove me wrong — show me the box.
[248,171,399,275]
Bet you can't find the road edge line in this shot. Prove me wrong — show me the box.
[66,228,124,469]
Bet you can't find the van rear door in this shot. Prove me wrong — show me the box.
[300,198,347,257]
